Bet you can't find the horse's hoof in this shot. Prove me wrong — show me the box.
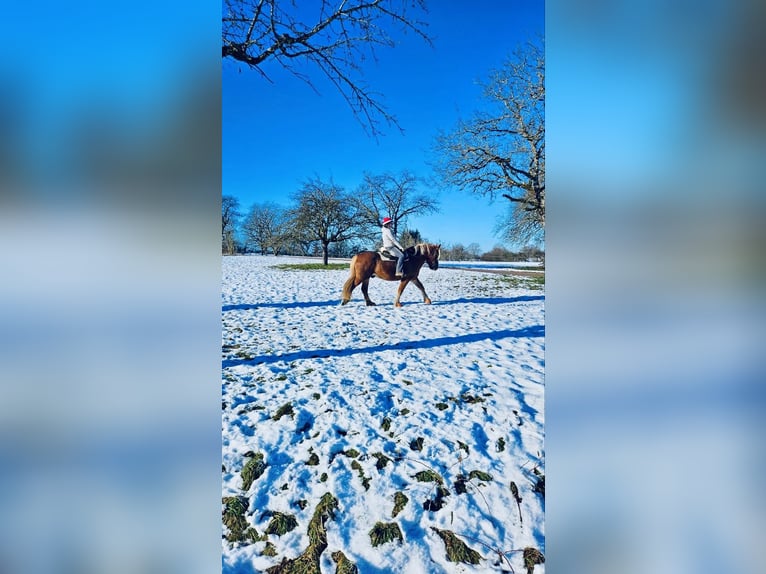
[366,301,376,306]
[424,299,432,305]
[394,302,402,308]
[340,299,349,306]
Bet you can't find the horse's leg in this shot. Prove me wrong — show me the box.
[411,277,432,304]
[361,279,376,306]
[394,279,412,307]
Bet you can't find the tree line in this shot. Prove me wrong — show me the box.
[223,1,544,260]
[222,171,438,264]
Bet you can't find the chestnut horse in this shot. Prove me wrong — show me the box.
[340,243,441,307]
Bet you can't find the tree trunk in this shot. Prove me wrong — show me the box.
[323,242,329,265]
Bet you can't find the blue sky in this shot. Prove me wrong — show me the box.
[223,1,544,252]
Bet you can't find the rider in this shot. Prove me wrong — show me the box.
[381,217,405,277]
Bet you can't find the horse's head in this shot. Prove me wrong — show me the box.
[425,243,441,270]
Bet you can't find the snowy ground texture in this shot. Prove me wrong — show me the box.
[222,255,545,574]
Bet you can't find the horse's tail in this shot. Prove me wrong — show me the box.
[341,255,358,302]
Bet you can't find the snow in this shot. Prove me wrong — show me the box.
[222,255,545,573]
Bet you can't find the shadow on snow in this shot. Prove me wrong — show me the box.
[222,325,544,368]
[222,294,543,312]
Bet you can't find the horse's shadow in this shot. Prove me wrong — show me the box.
[222,325,545,368]
[433,295,544,305]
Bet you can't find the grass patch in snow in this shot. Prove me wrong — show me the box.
[468,470,493,482]
[273,403,294,421]
[350,460,371,490]
[392,492,408,518]
[413,469,443,484]
[261,541,278,556]
[381,417,391,432]
[496,437,506,452]
[306,453,320,466]
[435,402,449,411]
[264,493,338,574]
[331,551,359,574]
[369,522,403,547]
[523,547,545,573]
[273,263,348,271]
[265,512,298,536]
[423,486,450,511]
[431,528,482,564]
[222,496,265,544]
[409,437,424,451]
[241,452,267,491]
[372,452,392,470]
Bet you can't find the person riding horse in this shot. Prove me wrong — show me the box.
[381,217,405,277]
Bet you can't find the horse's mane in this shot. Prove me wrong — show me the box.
[414,243,440,257]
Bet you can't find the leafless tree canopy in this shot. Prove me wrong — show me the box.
[242,202,288,254]
[353,170,439,237]
[222,195,242,253]
[289,177,363,264]
[435,40,544,244]
[223,0,431,137]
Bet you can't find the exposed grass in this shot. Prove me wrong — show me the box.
[413,469,443,484]
[272,263,349,271]
[523,547,545,573]
[392,492,408,518]
[306,453,320,466]
[261,541,278,557]
[331,551,359,574]
[431,528,482,564]
[409,437,424,451]
[273,403,295,421]
[241,453,267,491]
[496,437,506,452]
[264,493,338,574]
[372,452,392,470]
[222,496,248,542]
[423,486,450,511]
[435,402,449,411]
[265,512,298,536]
[344,448,360,458]
[223,496,265,544]
[350,460,371,490]
[381,417,392,432]
[468,470,493,482]
[457,441,470,455]
[369,522,403,547]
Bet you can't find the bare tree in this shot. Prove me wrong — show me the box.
[434,39,544,245]
[223,0,431,137]
[289,177,362,264]
[222,195,242,254]
[354,170,439,239]
[242,202,287,254]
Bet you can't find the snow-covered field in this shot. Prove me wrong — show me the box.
[222,255,545,573]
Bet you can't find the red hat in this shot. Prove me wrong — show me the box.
[382,217,392,226]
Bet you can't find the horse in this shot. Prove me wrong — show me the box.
[340,243,441,307]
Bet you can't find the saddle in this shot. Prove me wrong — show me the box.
[377,246,415,262]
